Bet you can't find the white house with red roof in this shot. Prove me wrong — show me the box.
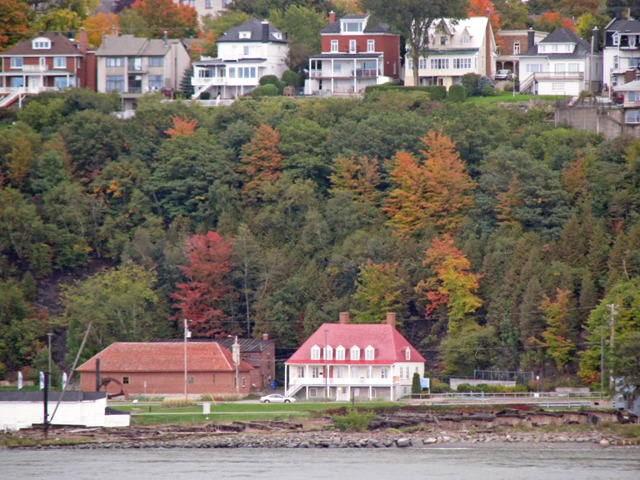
[77,342,253,399]
[285,312,425,402]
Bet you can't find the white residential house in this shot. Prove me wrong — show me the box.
[404,17,496,88]
[96,33,191,109]
[613,79,640,132]
[191,18,288,100]
[285,312,426,402]
[602,18,640,91]
[518,27,602,96]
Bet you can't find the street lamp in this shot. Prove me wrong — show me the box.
[229,335,240,396]
[184,319,192,401]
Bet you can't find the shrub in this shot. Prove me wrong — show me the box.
[250,84,279,97]
[200,92,211,100]
[462,73,481,96]
[424,85,447,101]
[412,372,422,394]
[448,85,466,102]
[281,70,302,87]
[478,76,496,96]
[332,409,374,432]
[259,75,285,94]
[430,383,452,393]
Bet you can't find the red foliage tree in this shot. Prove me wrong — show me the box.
[171,231,237,337]
[468,0,501,34]
[131,0,199,38]
[165,114,199,140]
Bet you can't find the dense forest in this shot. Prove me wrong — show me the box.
[1,88,640,391]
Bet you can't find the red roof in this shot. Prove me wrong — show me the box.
[1,32,83,57]
[286,323,426,365]
[77,342,253,373]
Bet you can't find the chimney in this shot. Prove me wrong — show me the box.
[591,26,599,53]
[339,312,350,324]
[262,333,269,341]
[78,27,88,54]
[329,11,336,24]
[262,20,270,42]
[386,312,396,326]
[163,30,168,47]
[527,28,535,50]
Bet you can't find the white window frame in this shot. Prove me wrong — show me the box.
[367,39,375,52]
[10,57,23,69]
[612,32,620,47]
[32,38,51,49]
[351,366,360,378]
[311,366,320,378]
[297,366,305,378]
[336,366,344,379]
[381,367,388,379]
[331,40,338,52]
[365,346,374,361]
[405,348,411,361]
[350,346,360,361]
[349,39,357,53]
[514,42,520,55]
[310,345,321,360]
[53,57,66,69]
[324,345,333,361]
[336,346,345,360]
[309,388,318,397]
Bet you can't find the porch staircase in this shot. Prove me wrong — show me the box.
[0,90,24,108]
[285,384,304,398]
[519,74,535,94]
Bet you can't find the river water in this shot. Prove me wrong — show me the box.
[2,445,639,479]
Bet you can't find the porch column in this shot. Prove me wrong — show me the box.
[284,363,288,395]
[331,58,334,92]
[353,58,357,93]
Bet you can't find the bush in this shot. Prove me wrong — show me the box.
[200,92,211,100]
[430,383,452,393]
[424,85,447,101]
[478,76,496,97]
[259,75,285,94]
[250,84,279,98]
[448,85,466,102]
[412,372,422,394]
[462,73,481,96]
[281,70,302,87]
[332,409,374,432]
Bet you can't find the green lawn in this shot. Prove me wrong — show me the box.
[464,91,567,105]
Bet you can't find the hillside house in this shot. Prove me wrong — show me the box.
[191,18,288,100]
[404,17,496,88]
[603,18,640,91]
[519,27,602,95]
[306,12,401,95]
[77,342,253,399]
[0,30,96,108]
[285,312,426,402]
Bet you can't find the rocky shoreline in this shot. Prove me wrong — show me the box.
[7,426,639,450]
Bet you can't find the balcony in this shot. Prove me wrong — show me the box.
[22,65,48,72]
[532,72,584,81]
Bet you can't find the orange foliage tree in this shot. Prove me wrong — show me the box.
[0,0,30,51]
[534,12,574,32]
[416,234,482,335]
[240,124,284,203]
[165,114,199,140]
[84,13,120,48]
[385,131,476,237]
[468,0,501,34]
[131,0,199,38]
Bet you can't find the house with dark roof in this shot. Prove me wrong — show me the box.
[306,12,401,95]
[495,28,548,80]
[285,312,426,402]
[191,18,288,100]
[96,33,190,109]
[518,27,602,95]
[77,342,253,399]
[404,17,496,89]
[0,30,96,108]
[603,18,640,90]
[216,334,275,390]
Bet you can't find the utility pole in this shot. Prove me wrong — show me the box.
[600,325,605,398]
[184,319,191,401]
[607,303,618,389]
[324,329,329,400]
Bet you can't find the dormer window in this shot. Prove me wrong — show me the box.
[310,345,320,360]
[612,32,620,46]
[440,35,447,46]
[342,20,364,33]
[33,37,51,49]
[336,346,345,360]
[405,347,411,361]
[323,345,333,361]
[239,31,251,39]
[350,345,360,361]
[462,35,470,45]
[272,32,282,40]
[365,345,374,361]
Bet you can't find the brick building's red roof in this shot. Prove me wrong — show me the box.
[1,32,82,57]
[286,323,426,365]
[77,342,253,373]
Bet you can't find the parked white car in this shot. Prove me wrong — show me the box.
[260,394,296,403]
[495,69,513,81]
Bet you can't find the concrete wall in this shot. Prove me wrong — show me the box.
[555,106,640,139]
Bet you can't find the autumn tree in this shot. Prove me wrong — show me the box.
[533,12,574,32]
[361,0,468,87]
[329,155,381,205]
[240,124,284,203]
[165,114,199,140]
[0,0,30,51]
[468,0,501,34]
[171,231,237,338]
[538,288,575,372]
[417,235,482,336]
[352,259,406,324]
[130,0,199,38]
[385,131,476,237]
[84,13,120,48]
